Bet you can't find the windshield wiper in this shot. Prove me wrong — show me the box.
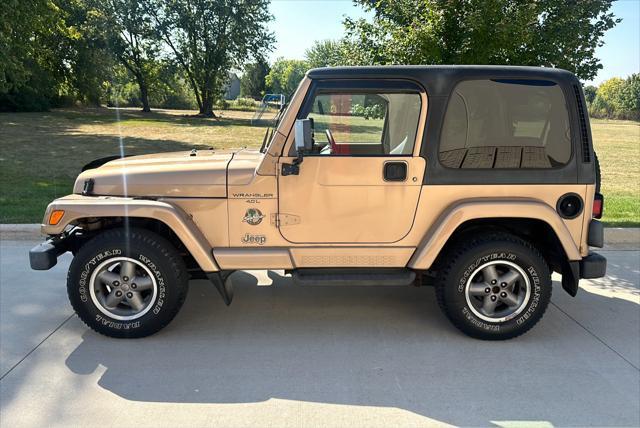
[259,127,272,153]
[260,103,288,153]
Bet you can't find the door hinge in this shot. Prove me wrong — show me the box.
[271,213,301,227]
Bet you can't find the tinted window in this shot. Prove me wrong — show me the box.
[305,92,421,156]
[439,79,571,169]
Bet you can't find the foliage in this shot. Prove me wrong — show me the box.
[619,74,640,115]
[235,97,258,109]
[146,0,274,117]
[91,0,161,112]
[0,0,119,110]
[343,0,619,81]
[588,75,639,120]
[265,58,308,98]
[214,98,229,110]
[350,103,384,120]
[0,0,74,111]
[240,60,269,99]
[584,85,598,104]
[304,39,345,68]
[105,62,197,109]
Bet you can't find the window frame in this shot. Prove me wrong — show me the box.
[437,78,574,171]
[291,79,426,158]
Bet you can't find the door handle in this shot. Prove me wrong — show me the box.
[383,161,407,181]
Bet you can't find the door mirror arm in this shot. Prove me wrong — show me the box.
[281,157,301,176]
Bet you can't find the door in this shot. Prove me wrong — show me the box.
[277,81,426,244]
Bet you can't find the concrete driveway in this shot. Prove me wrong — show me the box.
[1,239,639,427]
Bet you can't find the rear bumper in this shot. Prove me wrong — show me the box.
[562,251,607,297]
[29,238,67,270]
[587,220,604,248]
[579,252,607,279]
[559,219,606,294]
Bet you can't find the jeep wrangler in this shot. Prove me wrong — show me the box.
[30,66,606,340]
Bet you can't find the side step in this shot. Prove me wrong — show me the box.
[291,268,416,286]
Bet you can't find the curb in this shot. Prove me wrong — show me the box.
[604,228,640,249]
[1,224,42,241]
[1,224,639,248]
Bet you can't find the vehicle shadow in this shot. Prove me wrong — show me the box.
[64,270,640,426]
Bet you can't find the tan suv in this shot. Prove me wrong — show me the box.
[30,66,606,340]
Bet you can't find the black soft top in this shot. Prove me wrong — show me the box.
[307,65,579,97]
[306,65,594,186]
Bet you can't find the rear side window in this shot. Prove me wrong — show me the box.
[439,79,571,169]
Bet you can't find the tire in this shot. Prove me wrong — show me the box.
[435,233,551,340]
[67,227,188,338]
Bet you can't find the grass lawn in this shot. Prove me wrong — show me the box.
[0,108,638,226]
[0,107,269,223]
[591,119,640,227]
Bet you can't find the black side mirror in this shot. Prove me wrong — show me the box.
[294,118,314,154]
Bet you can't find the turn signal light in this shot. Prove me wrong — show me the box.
[49,210,65,225]
[592,193,604,219]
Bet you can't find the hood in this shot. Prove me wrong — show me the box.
[74,149,241,198]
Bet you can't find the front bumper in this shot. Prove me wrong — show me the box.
[29,239,66,270]
[29,230,79,270]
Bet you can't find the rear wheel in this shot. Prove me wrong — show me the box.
[67,227,188,338]
[435,233,551,340]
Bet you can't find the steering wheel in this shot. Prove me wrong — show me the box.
[325,129,337,153]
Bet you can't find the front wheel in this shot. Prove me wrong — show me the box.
[67,228,189,338]
[435,234,552,340]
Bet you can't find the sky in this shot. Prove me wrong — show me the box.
[268,0,639,85]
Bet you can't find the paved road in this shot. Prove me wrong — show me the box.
[1,240,639,427]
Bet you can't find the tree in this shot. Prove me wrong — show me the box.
[265,58,308,98]
[596,77,626,115]
[304,39,344,68]
[591,75,640,120]
[148,0,274,117]
[584,85,598,104]
[92,0,161,112]
[0,0,72,110]
[240,60,269,99]
[1,0,114,110]
[343,0,620,81]
[619,74,640,119]
[60,0,115,107]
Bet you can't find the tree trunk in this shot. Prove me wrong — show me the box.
[198,94,217,118]
[137,77,151,113]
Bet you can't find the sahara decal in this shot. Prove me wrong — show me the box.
[242,208,265,226]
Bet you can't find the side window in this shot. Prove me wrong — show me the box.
[439,79,571,169]
[305,91,421,156]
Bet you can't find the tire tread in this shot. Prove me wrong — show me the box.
[67,227,188,338]
[435,232,551,340]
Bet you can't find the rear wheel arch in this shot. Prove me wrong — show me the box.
[433,218,569,274]
[408,201,581,271]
